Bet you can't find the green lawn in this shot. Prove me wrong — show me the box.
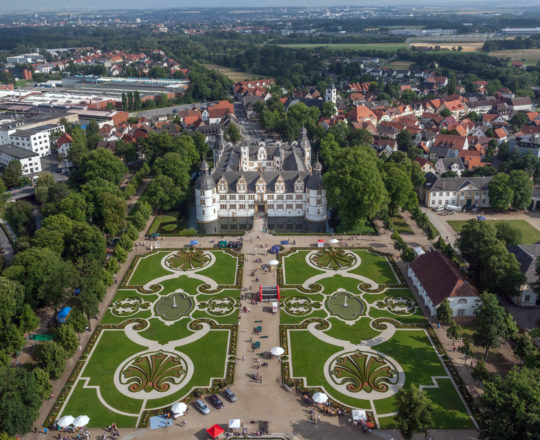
[129,252,172,286]
[160,276,203,296]
[147,330,230,409]
[448,219,540,244]
[283,251,324,285]
[351,251,399,285]
[277,43,406,51]
[324,317,381,343]
[82,331,145,414]
[197,251,238,285]
[391,214,414,235]
[147,211,179,235]
[62,382,138,428]
[280,309,328,325]
[102,289,157,325]
[139,318,193,344]
[366,288,427,325]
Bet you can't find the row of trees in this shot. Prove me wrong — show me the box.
[488,170,534,211]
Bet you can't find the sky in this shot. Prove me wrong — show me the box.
[0,0,538,12]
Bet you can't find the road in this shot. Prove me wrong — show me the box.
[422,207,459,246]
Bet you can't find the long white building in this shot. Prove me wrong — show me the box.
[195,128,327,224]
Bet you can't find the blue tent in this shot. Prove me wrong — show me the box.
[270,245,281,254]
[57,307,71,324]
[477,215,486,221]
[190,240,199,246]
[280,240,289,245]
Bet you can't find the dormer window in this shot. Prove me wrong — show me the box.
[294,178,304,193]
[257,146,267,160]
[256,177,266,194]
[275,176,285,193]
[218,177,227,193]
[236,177,247,193]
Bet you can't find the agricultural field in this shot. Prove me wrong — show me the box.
[204,63,260,81]
[276,43,407,52]
[51,249,241,428]
[279,248,476,429]
[409,42,483,52]
[489,49,540,65]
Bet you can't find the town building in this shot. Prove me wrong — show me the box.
[0,144,42,175]
[426,176,492,209]
[507,244,540,306]
[195,128,327,226]
[408,250,481,319]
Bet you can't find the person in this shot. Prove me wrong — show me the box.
[242,354,245,361]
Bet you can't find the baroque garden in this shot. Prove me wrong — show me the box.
[279,248,475,429]
[51,246,475,430]
[51,249,241,428]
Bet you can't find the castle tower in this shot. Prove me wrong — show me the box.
[195,160,218,223]
[305,159,327,222]
[213,127,225,165]
[298,126,311,170]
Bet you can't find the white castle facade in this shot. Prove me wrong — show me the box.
[195,128,327,224]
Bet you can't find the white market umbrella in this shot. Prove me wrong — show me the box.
[228,419,241,429]
[269,259,279,266]
[351,409,367,422]
[312,392,328,404]
[72,415,90,427]
[57,415,74,428]
[270,346,284,356]
[330,238,339,244]
[171,402,187,415]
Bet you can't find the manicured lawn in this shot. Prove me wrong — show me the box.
[62,382,138,428]
[82,331,145,414]
[160,276,203,296]
[366,288,427,325]
[351,251,399,285]
[448,219,540,244]
[197,251,238,285]
[146,330,229,409]
[102,289,157,325]
[129,252,172,285]
[289,330,372,409]
[283,251,324,285]
[324,317,381,343]
[316,275,361,294]
[147,211,179,235]
[391,214,413,235]
[280,309,328,325]
[139,318,193,345]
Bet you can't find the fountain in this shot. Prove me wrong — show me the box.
[343,293,348,308]
[172,295,178,309]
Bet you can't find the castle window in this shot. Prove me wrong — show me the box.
[239,195,245,200]
[201,200,205,206]
[220,195,226,200]
[268,195,274,200]
[286,204,293,209]
[220,204,227,209]
[295,204,303,209]
[296,194,302,200]
[248,195,255,200]
[286,195,293,200]
[239,204,246,209]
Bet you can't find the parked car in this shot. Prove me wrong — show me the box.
[235,241,243,250]
[223,388,237,402]
[208,394,223,409]
[227,241,236,248]
[434,206,444,212]
[195,399,210,415]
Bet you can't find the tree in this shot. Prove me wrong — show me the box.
[347,128,373,147]
[4,247,74,308]
[153,152,190,189]
[145,174,184,212]
[513,333,537,367]
[458,341,474,365]
[35,342,67,379]
[64,222,106,263]
[18,303,39,334]
[56,324,78,356]
[226,123,241,145]
[2,160,22,188]
[383,162,416,215]
[436,299,453,323]
[4,200,34,237]
[394,384,433,440]
[66,307,89,333]
[68,126,88,167]
[396,129,414,153]
[31,227,64,254]
[489,173,513,210]
[98,193,127,237]
[32,366,52,400]
[508,169,533,210]
[479,367,540,439]
[320,101,337,118]
[447,73,457,95]
[74,148,127,186]
[0,366,41,435]
[440,108,451,117]
[323,146,388,231]
[495,222,522,246]
[447,319,463,347]
[473,292,517,361]
[441,170,458,178]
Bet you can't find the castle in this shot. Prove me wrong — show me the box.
[195,127,327,225]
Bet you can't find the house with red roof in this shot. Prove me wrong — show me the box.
[56,133,73,158]
[408,250,481,319]
[494,127,508,145]
[414,156,435,173]
[346,105,378,126]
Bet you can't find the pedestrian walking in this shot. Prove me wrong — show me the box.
[242,355,245,361]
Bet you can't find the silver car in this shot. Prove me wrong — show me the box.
[195,399,210,415]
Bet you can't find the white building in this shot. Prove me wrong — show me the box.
[0,122,64,157]
[0,144,42,175]
[195,128,327,224]
[325,85,337,104]
[408,250,481,319]
[507,244,540,306]
[426,176,492,210]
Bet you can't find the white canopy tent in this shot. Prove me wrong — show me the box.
[171,402,187,416]
[270,346,284,356]
[312,392,328,404]
[72,415,90,427]
[351,409,367,422]
[57,416,74,428]
[330,238,339,244]
[228,419,241,429]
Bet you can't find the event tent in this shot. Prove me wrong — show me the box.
[206,424,224,439]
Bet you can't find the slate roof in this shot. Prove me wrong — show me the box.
[507,244,540,284]
[429,176,492,192]
[409,250,479,307]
